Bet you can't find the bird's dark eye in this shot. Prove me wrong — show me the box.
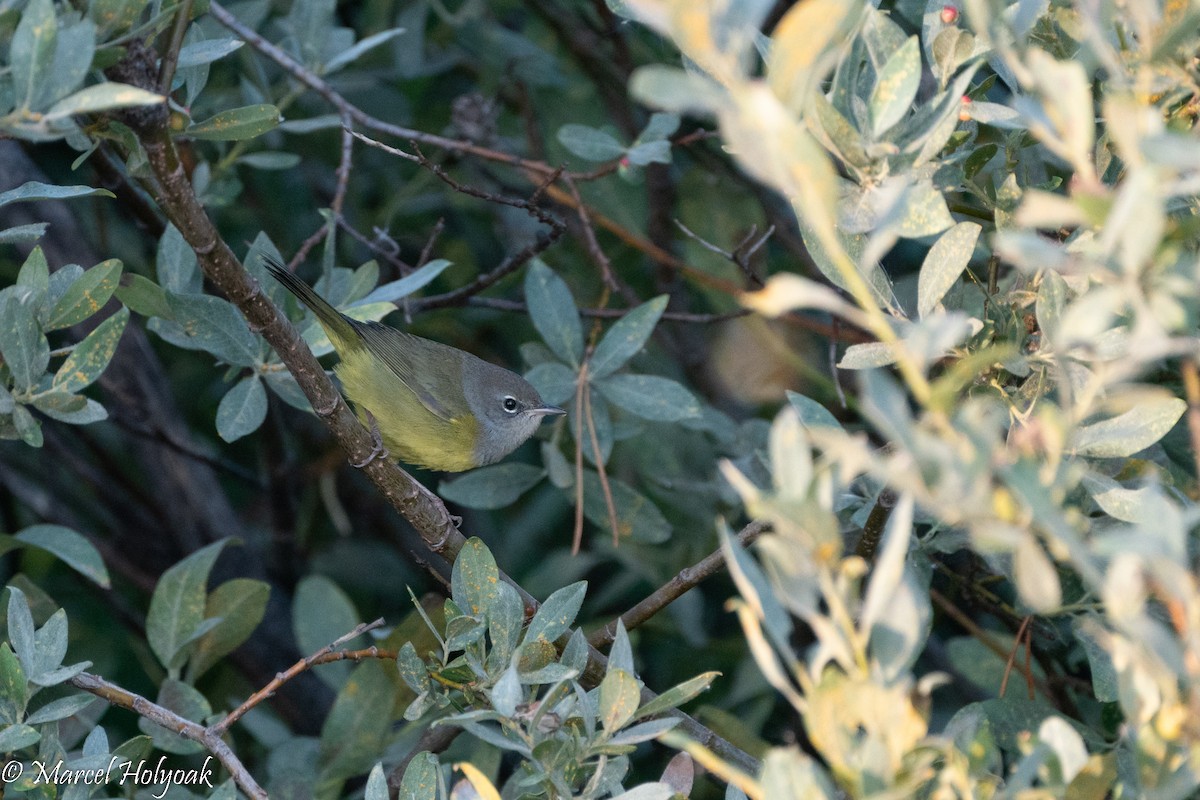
[502,396,519,413]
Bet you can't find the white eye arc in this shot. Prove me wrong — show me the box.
[502,396,519,413]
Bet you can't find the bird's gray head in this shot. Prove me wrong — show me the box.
[463,360,564,466]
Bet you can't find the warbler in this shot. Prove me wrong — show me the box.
[265,256,564,471]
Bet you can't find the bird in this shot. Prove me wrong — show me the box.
[264,255,564,471]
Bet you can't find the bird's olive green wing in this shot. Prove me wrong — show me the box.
[353,321,461,422]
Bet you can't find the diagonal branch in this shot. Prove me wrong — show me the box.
[588,521,769,649]
[71,672,267,799]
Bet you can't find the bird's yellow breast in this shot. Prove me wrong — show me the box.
[335,348,481,471]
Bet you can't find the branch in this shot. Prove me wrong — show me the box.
[588,521,769,649]
[71,672,267,800]
[212,619,387,736]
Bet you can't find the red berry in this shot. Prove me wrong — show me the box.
[941,5,958,24]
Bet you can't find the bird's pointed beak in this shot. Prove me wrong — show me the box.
[530,405,566,418]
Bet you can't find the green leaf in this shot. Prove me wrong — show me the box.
[145,539,230,672]
[46,259,122,330]
[0,291,50,390]
[398,752,441,800]
[157,293,258,367]
[525,261,583,366]
[325,27,407,73]
[238,151,303,170]
[598,668,640,733]
[45,83,162,119]
[450,537,501,618]
[524,581,586,645]
[930,27,976,89]
[809,91,869,167]
[557,124,627,161]
[12,404,44,446]
[0,643,27,725]
[293,575,361,690]
[917,222,982,317]
[6,587,37,674]
[595,374,700,421]
[439,464,546,510]
[215,374,267,442]
[114,274,171,318]
[786,391,843,431]
[609,718,679,746]
[1013,534,1061,613]
[490,662,521,716]
[633,672,718,721]
[25,693,95,725]
[187,104,281,141]
[30,608,68,683]
[895,180,954,238]
[581,472,671,543]
[629,66,726,115]
[609,618,634,674]
[31,391,86,416]
[52,306,128,393]
[0,724,40,751]
[636,111,680,144]
[1069,398,1187,458]
[526,361,577,407]
[0,181,115,208]
[11,0,56,109]
[175,37,243,69]
[364,764,389,800]
[0,223,50,244]
[187,578,270,681]
[319,661,398,780]
[156,224,200,295]
[43,17,95,109]
[870,36,921,135]
[625,140,671,166]
[35,397,107,425]
[352,259,453,306]
[589,296,668,378]
[14,524,110,588]
[488,582,525,666]
[89,0,150,34]
[396,641,430,694]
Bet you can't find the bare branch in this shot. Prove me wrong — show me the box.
[588,521,769,650]
[71,672,267,800]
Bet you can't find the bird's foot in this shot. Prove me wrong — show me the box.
[351,409,389,468]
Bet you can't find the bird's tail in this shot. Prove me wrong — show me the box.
[263,255,359,351]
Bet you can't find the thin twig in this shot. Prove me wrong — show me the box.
[459,295,749,324]
[931,588,1049,701]
[563,175,618,292]
[573,363,589,555]
[674,219,770,288]
[588,521,769,649]
[412,230,564,312]
[71,672,267,800]
[212,618,385,735]
[583,377,621,548]
[999,615,1036,701]
[156,0,194,94]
